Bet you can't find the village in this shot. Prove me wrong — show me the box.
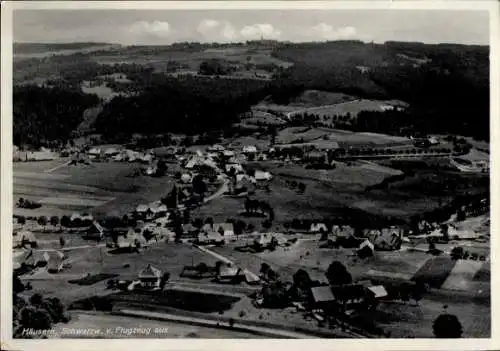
[12,135,491,338]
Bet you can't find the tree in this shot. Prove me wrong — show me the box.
[17,216,26,225]
[298,183,306,193]
[50,216,59,228]
[293,268,312,289]
[61,215,71,228]
[325,261,352,286]
[234,220,246,236]
[450,246,464,260]
[160,272,170,289]
[262,220,272,230]
[37,216,48,227]
[433,311,463,338]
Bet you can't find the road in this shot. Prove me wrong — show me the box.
[203,178,229,203]
[194,244,261,282]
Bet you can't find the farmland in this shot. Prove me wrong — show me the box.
[275,127,412,148]
[13,160,176,218]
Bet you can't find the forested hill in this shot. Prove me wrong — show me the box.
[13,85,100,147]
[271,41,489,140]
[12,40,490,146]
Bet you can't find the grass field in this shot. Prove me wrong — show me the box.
[13,161,175,218]
[275,127,411,147]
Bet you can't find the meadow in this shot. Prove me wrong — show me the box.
[13,160,176,218]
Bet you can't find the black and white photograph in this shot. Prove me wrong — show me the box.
[1,0,498,349]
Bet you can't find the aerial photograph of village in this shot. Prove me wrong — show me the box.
[10,7,491,340]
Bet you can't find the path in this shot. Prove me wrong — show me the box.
[194,244,260,281]
[44,160,71,173]
[203,179,229,203]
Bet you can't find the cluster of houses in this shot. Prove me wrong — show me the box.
[13,146,58,162]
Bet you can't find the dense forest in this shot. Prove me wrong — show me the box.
[93,75,271,138]
[13,85,100,147]
[272,41,489,140]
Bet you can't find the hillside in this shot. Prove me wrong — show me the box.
[12,40,490,145]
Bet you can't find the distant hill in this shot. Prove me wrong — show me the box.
[14,42,118,54]
[12,40,490,144]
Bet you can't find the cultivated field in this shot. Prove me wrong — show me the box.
[13,161,176,218]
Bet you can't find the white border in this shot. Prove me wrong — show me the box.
[1,1,499,350]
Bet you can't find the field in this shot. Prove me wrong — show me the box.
[287,99,408,119]
[13,160,176,218]
[275,127,412,148]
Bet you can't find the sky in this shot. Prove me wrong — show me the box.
[13,9,490,45]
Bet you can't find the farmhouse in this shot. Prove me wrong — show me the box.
[13,230,37,248]
[138,264,162,290]
[87,147,102,158]
[357,240,375,258]
[85,221,105,240]
[253,171,272,182]
[45,251,65,273]
[243,145,258,154]
[216,265,244,283]
[225,163,244,174]
[213,223,235,238]
[197,231,225,245]
[310,222,328,233]
[310,285,336,310]
[208,144,225,152]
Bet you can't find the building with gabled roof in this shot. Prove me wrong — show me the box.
[138,264,162,290]
[45,251,65,273]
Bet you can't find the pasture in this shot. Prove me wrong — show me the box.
[275,127,411,147]
[13,161,175,218]
[288,99,407,119]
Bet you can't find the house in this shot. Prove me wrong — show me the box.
[222,150,235,158]
[180,173,192,184]
[213,223,235,238]
[85,221,105,240]
[26,150,57,161]
[216,265,244,283]
[135,204,154,220]
[208,144,225,152]
[13,231,37,248]
[88,147,102,157]
[357,240,374,258]
[253,171,272,182]
[149,203,168,217]
[243,145,258,154]
[104,147,120,156]
[138,264,162,290]
[309,285,336,310]
[182,223,199,237]
[225,163,244,174]
[197,231,225,245]
[45,251,65,273]
[366,285,388,299]
[330,284,369,311]
[310,223,328,233]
